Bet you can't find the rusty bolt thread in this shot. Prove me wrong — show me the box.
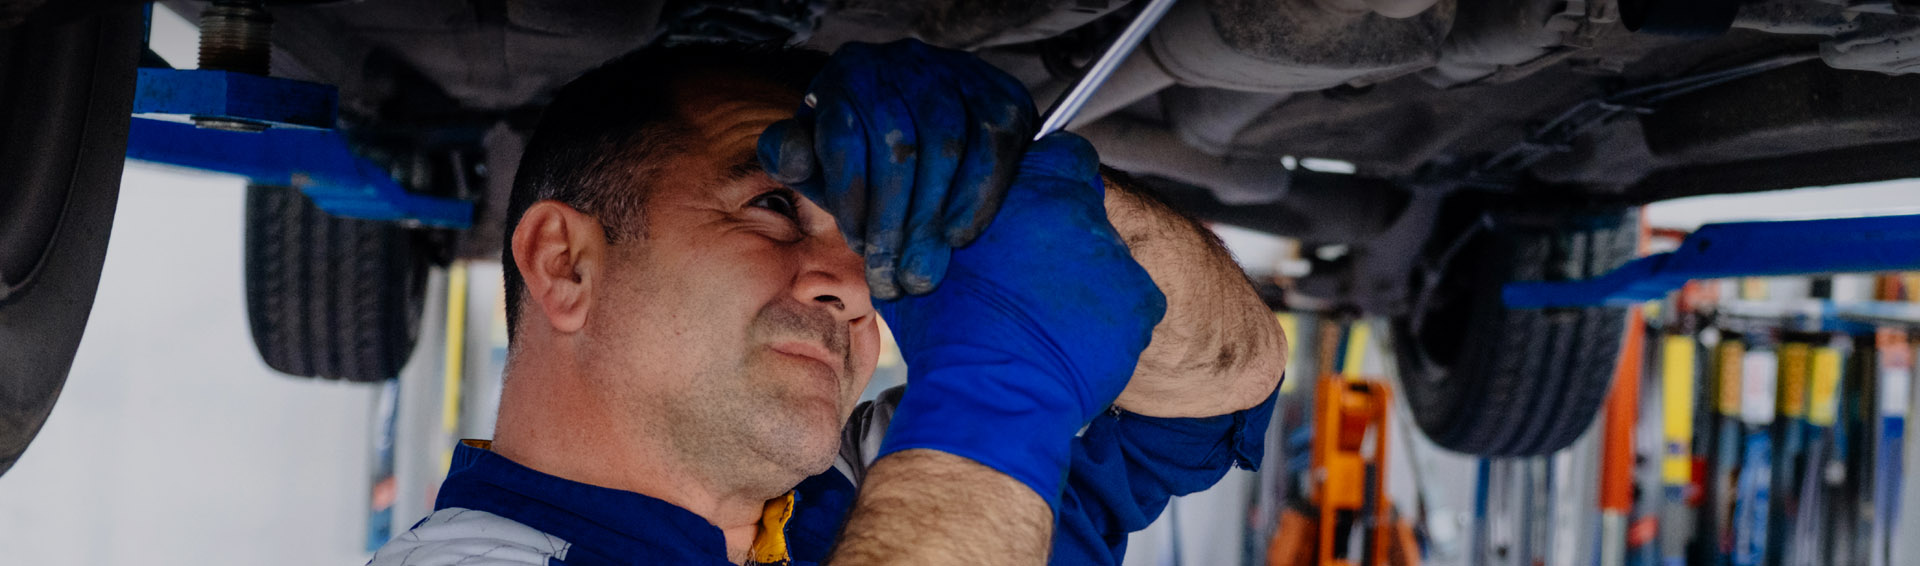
[198,0,273,76]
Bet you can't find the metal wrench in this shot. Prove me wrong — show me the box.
[1033,0,1182,141]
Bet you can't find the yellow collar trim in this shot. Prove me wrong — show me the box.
[751,491,796,565]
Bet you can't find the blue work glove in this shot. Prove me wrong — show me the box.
[758,39,1037,300]
[871,133,1167,509]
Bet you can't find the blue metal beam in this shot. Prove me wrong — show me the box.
[1504,214,1920,308]
[125,68,472,228]
[126,118,473,228]
[133,68,337,130]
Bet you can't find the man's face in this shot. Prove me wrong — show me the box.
[581,72,880,487]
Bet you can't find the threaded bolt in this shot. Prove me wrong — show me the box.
[198,0,272,75]
[195,0,274,131]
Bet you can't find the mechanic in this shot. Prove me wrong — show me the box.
[368,40,1285,566]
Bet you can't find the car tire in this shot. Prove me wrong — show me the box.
[1392,207,1638,456]
[0,6,142,476]
[244,184,428,382]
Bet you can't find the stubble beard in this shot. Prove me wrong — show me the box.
[659,299,853,499]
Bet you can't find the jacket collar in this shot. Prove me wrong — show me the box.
[435,440,795,565]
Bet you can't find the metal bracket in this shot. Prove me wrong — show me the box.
[132,68,336,129]
[1504,214,1920,308]
[124,68,474,228]
[127,119,473,228]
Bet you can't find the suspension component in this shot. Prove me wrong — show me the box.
[194,0,273,131]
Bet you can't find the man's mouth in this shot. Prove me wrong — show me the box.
[768,341,843,380]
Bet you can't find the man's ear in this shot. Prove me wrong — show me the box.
[510,201,606,335]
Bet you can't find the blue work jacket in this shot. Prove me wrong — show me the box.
[366,388,1276,565]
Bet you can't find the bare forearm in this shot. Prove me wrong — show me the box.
[1102,171,1287,418]
[828,450,1052,565]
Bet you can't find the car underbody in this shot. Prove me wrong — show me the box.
[151,0,1920,315]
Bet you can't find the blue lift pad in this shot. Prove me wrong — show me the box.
[132,68,337,129]
[125,68,473,228]
[126,118,473,228]
[1505,214,1920,308]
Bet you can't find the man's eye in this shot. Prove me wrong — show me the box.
[750,191,800,220]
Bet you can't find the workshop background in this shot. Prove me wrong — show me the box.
[3,159,1919,566]
[8,4,1920,566]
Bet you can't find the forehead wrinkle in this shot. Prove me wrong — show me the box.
[727,147,766,181]
[681,94,795,141]
[665,75,798,202]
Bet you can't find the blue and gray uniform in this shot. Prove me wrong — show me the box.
[368,386,1277,566]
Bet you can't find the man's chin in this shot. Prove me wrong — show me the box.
[747,397,847,478]
[788,405,848,473]
[742,361,857,476]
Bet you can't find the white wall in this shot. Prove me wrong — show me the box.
[0,164,379,566]
[1643,179,1920,231]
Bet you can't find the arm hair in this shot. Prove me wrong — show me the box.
[1102,168,1288,418]
[827,450,1052,565]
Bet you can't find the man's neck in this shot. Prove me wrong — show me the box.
[490,355,773,563]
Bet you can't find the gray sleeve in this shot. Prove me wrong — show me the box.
[832,385,905,487]
[366,507,568,566]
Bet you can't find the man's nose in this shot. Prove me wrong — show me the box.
[792,230,874,322]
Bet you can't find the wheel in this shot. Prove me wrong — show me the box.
[1392,207,1638,456]
[244,184,428,382]
[0,6,142,476]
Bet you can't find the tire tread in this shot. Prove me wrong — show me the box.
[1395,208,1637,456]
[244,185,424,382]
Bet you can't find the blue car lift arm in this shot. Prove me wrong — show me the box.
[1505,213,1920,308]
[124,67,473,229]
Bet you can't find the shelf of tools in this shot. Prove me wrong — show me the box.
[1612,271,1920,566]
[1233,214,1920,566]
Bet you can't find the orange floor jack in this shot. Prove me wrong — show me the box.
[1268,321,1421,566]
